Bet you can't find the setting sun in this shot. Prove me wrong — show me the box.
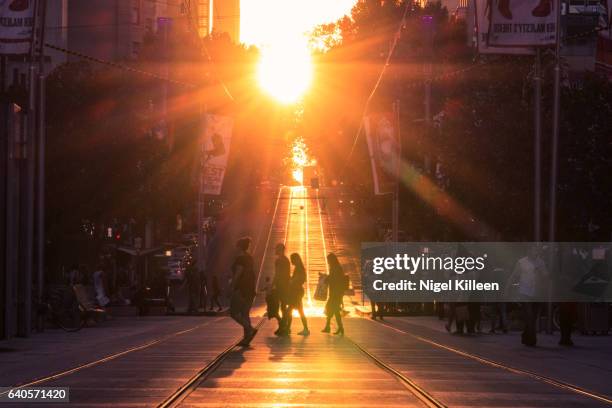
[257,43,313,103]
[241,0,358,104]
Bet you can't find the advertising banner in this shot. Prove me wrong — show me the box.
[202,114,232,196]
[487,0,558,47]
[0,0,36,55]
[364,113,399,195]
[599,0,611,39]
[475,0,534,54]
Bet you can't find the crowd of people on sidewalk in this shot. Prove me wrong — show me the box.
[228,237,349,347]
[441,245,577,346]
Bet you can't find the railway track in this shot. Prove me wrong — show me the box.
[157,319,268,408]
[5,185,610,407]
[372,318,612,406]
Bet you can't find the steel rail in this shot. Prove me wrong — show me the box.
[377,319,612,405]
[157,318,266,408]
[346,336,448,408]
[3,317,226,393]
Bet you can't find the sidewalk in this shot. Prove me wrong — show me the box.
[383,315,612,398]
[0,315,226,387]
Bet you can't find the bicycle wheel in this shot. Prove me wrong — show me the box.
[55,299,84,332]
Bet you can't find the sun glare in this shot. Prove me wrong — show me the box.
[241,0,358,104]
[257,43,313,104]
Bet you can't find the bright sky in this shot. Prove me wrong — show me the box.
[241,0,357,103]
[240,0,357,47]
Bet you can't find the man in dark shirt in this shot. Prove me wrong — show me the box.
[273,243,291,335]
[230,237,257,346]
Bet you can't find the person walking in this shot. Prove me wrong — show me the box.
[322,253,347,335]
[507,245,548,346]
[283,253,310,336]
[209,274,222,312]
[230,237,257,346]
[273,243,291,335]
[184,263,199,314]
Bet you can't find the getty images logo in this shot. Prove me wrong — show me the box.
[371,252,488,275]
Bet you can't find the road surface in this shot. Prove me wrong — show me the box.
[2,186,611,407]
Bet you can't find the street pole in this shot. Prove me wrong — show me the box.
[197,105,207,309]
[549,3,562,243]
[533,49,542,242]
[392,101,400,243]
[547,0,563,335]
[36,0,47,330]
[423,16,433,175]
[20,0,43,336]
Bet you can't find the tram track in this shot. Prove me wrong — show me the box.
[156,318,268,408]
[345,336,448,408]
[372,318,612,405]
[1,316,227,394]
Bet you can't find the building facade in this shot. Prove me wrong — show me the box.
[195,0,240,43]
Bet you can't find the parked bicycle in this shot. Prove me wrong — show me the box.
[36,286,84,332]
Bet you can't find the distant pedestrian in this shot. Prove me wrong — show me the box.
[184,263,199,314]
[322,253,347,335]
[230,237,257,346]
[92,264,110,307]
[558,302,576,346]
[273,243,291,335]
[507,245,548,346]
[68,264,80,285]
[209,274,222,312]
[284,253,309,336]
[199,274,208,312]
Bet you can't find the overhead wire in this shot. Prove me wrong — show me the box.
[341,1,413,174]
[43,43,198,88]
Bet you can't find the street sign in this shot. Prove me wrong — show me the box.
[473,0,535,54]
[487,0,558,47]
[0,0,35,55]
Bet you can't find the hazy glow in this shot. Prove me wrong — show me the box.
[291,138,312,184]
[242,0,357,103]
[257,43,313,103]
[241,0,357,47]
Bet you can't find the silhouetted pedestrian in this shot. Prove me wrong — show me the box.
[230,237,257,346]
[209,274,222,311]
[559,302,576,346]
[273,243,291,335]
[283,253,309,336]
[322,253,347,336]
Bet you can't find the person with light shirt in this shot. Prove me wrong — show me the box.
[508,246,548,346]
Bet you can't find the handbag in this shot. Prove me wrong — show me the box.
[314,274,329,301]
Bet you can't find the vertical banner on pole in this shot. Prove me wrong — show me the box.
[0,0,36,55]
[202,114,233,196]
[595,0,612,76]
[364,113,399,196]
[475,0,534,53]
[487,0,558,47]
